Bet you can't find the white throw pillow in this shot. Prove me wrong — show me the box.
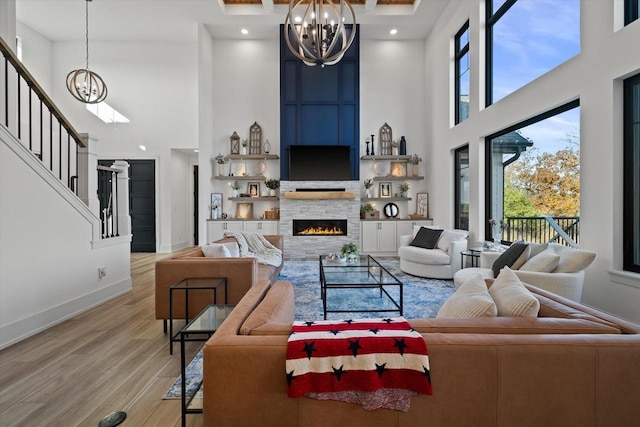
[519,248,560,272]
[437,276,497,318]
[436,230,467,253]
[201,243,231,258]
[222,241,240,257]
[552,249,597,273]
[488,267,540,317]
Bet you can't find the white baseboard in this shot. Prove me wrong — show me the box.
[0,277,132,350]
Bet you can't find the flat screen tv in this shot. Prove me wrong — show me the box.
[289,145,352,181]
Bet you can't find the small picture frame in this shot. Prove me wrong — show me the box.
[390,161,407,177]
[416,192,429,218]
[380,182,392,198]
[236,202,253,219]
[248,181,260,198]
[210,193,223,219]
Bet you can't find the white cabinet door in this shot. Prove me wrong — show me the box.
[378,222,397,253]
[361,222,379,253]
[361,221,396,253]
[244,221,278,235]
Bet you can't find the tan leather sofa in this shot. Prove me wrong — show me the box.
[203,278,640,426]
[155,235,283,322]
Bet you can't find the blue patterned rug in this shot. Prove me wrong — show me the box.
[164,258,455,399]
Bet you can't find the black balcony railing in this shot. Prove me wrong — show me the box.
[500,216,580,247]
[1,36,84,194]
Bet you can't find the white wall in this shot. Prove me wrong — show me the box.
[44,40,199,252]
[171,149,197,250]
[425,0,640,322]
[360,39,428,216]
[200,34,281,243]
[16,21,52,93]
[0,127,131,349]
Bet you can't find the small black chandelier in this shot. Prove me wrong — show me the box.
[66,0,107,104]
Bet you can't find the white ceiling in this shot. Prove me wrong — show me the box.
[16,0,450,43]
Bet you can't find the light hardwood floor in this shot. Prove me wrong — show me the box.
[0,252,204,427]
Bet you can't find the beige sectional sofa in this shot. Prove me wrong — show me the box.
[203,278,640,426]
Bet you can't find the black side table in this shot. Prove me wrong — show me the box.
[460,247,485,268]
[179,304,235,427]
[169,277,227,354]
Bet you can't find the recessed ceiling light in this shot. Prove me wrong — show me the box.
[138,145,146,151]
[194,149,199,153]
[390,29,398,35]
[241,28,249,35]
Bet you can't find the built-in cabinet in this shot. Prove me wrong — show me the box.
[360,220,433,255]
[361,221,396,253]
[207,220,279,243]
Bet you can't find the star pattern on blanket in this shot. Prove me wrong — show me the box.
[375,363,387,378]
[329,329,341,335]
[303,341,316,359]
[347,338,362,357]
[369,328,380,334]
[394,338,408,355]
[332,365,345,381]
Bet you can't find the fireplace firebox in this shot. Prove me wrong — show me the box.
[293,219,347,236]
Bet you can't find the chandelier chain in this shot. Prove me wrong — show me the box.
[85,0,90,71]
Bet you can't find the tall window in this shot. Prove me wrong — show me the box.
[455,145,470,230]
[485,101,580,245]
[623,73,640,273]
[455,21,470,124]
[486,0,580,106]
[626,0,639,25]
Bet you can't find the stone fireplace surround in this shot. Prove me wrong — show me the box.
[280,180,361,259]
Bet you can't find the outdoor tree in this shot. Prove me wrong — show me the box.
[505,143,580,217]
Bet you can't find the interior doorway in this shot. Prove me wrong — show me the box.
[99,159,156,252]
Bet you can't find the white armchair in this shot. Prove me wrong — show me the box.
[398,228,469,279]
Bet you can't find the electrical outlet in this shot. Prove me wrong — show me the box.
[98,267,107,279]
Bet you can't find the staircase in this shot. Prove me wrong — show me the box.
[0,36,132,350]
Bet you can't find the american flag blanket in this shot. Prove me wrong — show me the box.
[286,317,432,411]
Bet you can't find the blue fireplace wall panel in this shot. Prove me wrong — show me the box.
[280,24,360,180]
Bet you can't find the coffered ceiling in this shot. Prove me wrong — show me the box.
[15,0,447,43]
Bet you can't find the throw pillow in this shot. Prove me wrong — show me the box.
[222,241,240,257]
[435,229,468,253]
[409,228,443,250]
[437,276,497,318]
[201,243,231,258]
[519,248,561,272]
[491,242,530,277]
[528,242,549,258]
[488,267,540,317]
[553,249,597,273]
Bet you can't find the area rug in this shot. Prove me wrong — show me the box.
[164,258,455,399]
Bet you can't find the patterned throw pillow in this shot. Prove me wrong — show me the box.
[491,242,530,277]
[409,228,443,249]
[437,276,498,318]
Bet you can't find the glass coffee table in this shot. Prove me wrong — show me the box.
[319,255,403,319]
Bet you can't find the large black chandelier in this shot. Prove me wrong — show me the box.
[66,0,108,104]
[284,0,356,67]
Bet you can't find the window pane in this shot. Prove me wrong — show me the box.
[455,146,470,230]
[493,0,509,15]
[491,0,580,104]
[459,28,469,49]
[459,53,470,122]
[624,74,640,272]
[488,105,580,245]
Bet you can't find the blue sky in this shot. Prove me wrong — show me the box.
[492,0,581,153]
